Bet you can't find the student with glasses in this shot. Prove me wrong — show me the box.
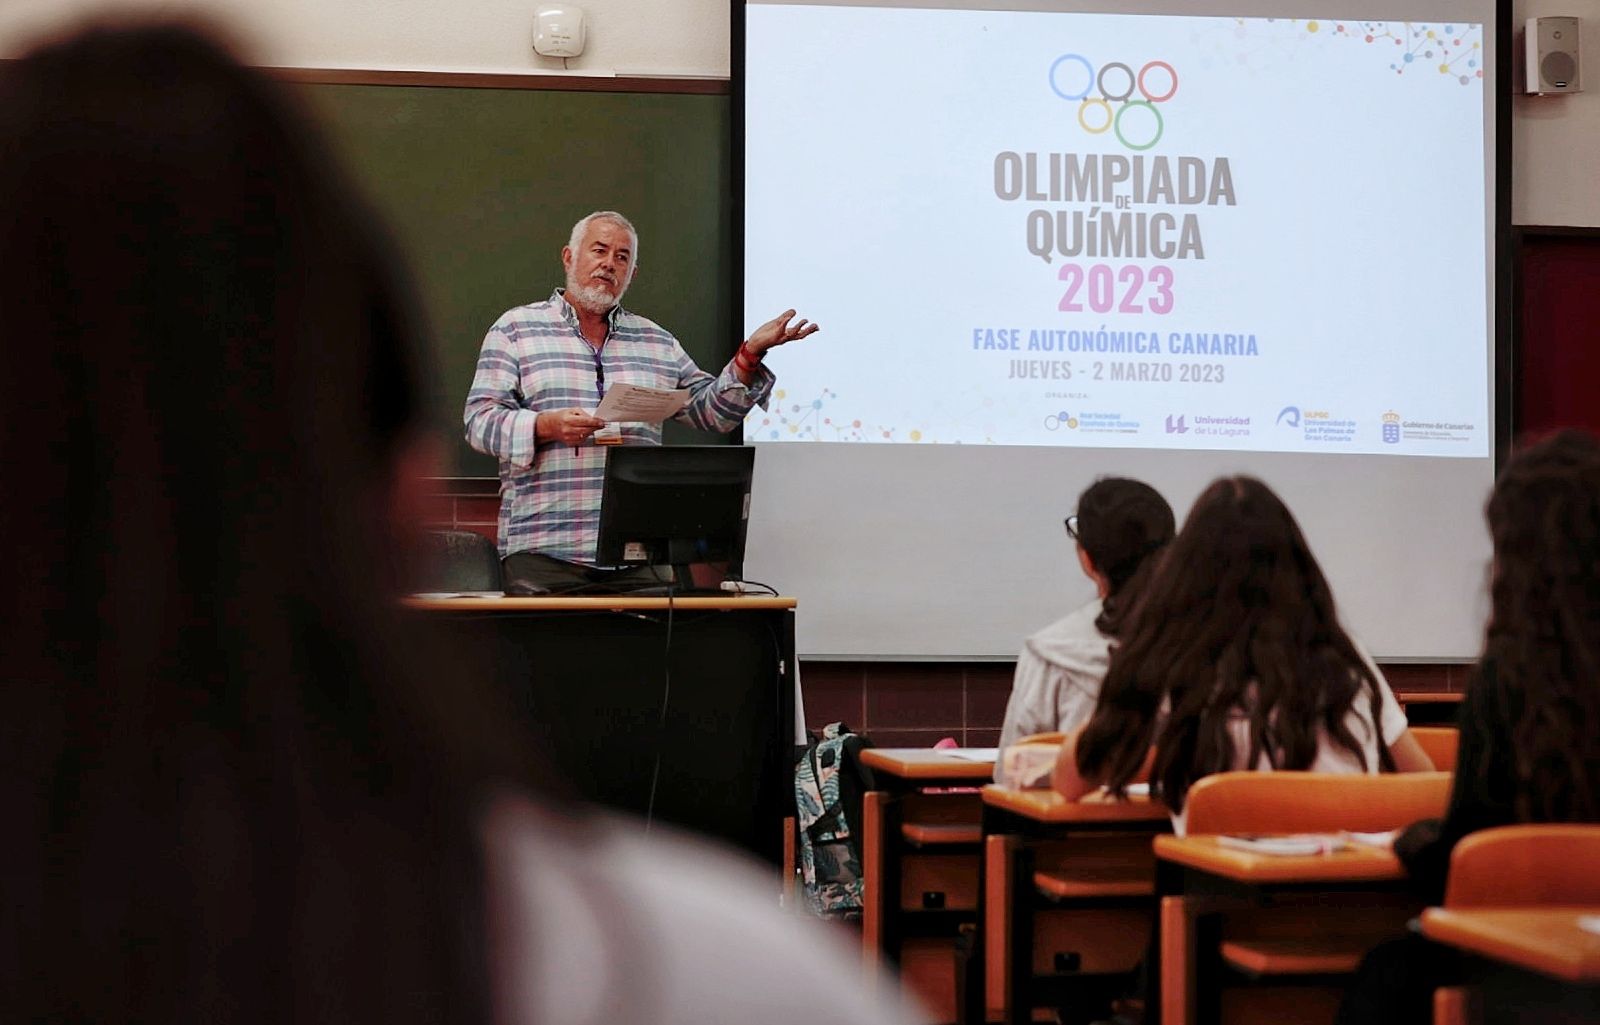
[1052,476,1434,833]
[995,478,1176,781]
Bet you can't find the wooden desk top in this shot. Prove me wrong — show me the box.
[1154,834,1404,885]
[1395,690,1465,704]
[1421,907,1600,985]
[404,595,798,612]
[860,748,996,780]
[983,784,1171,824]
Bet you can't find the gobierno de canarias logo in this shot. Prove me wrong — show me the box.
[1048,55,1179,151]
[1382,411,1401,444]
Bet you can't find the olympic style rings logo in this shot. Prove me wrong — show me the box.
[1049,55,1178,151]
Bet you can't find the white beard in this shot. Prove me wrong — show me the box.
[565,272,625,314]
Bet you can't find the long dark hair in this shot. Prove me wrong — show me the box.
[0,22,544,1024]
[1076,476,1393,812]
[1476,429,1600,823]
[1074,477,1175,636]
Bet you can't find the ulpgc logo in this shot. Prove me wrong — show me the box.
[1382,411,1401,445]
[1048,55,1178,151]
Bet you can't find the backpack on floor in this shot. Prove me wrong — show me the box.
[794,722,876,918]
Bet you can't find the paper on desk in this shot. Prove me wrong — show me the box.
[1218,833,1349,856]
[1581,916,1600,936]
[1090,781,1151,798]
[1342,829,1400,848]
[946,747,999,762]
[595,383,691,423]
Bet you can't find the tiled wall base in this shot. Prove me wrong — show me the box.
[798,662,1464,743]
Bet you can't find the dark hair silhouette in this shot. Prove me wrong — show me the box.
[1075,476,1393,812]
[1073,477,1176,636]
[1476,429,1600,823]
[0,21,542,1024]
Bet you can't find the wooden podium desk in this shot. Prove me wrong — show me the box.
[405,595,796,863]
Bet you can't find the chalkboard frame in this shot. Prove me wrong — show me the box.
[281,68,736,478]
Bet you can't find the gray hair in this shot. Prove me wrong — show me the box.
[567,210,638,264]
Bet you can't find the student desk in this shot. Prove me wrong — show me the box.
[1395,690,1465,727]
[857,748,995,1020]
[1421,907,1600,1023]
[978,788,1171,1025]
[405,596,796,862]
[1422,908,1600,984]
[1154,836,1412,1025]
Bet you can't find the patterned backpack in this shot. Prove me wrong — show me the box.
[794,722,875,918]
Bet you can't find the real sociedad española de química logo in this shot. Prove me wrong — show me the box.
[1049,54,1178,151]
[1382,411,1401,444]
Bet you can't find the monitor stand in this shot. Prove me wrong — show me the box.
[584,540,737,596]
[590,563,726,597]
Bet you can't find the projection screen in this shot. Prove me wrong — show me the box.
[737,0,1510,659]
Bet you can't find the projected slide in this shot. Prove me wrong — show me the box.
[745,7,1489,456]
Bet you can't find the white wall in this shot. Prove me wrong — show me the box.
[0,0,1595,223]
[0,0,729,78]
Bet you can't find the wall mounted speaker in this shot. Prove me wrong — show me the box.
[1526,16,1582,94]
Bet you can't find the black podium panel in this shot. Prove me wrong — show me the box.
[418,603,794,862]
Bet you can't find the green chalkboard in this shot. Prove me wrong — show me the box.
[296,80,733,475]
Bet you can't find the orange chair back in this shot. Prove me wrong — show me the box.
[1013,731,1066,746]
[1444,824,1600,907]
[1184,770,1454,835]
[1410,727,1460,772]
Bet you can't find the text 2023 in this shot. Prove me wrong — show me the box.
[1058,264,1174,315]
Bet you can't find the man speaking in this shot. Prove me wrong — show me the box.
[463,210,817,594]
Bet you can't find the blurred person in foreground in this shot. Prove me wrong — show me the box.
[0,21,914,1025]
[1337,429,1600,1025]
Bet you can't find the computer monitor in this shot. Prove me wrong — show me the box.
[595,444,756,590]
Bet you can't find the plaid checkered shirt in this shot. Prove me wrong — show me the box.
[463,289,774,563]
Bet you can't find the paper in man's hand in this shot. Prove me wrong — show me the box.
[594,383,691,423]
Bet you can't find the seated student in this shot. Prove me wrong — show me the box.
[995,477,1174,785]
[0,22,914,1025]
[1051,476,1433,831]
[1336,429,1600,1025]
